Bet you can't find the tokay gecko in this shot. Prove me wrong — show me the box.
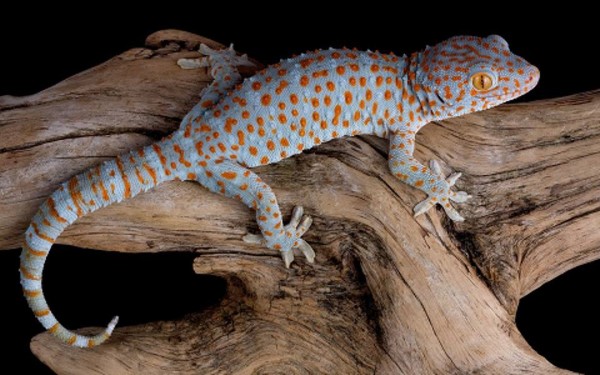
[20,35,539,348]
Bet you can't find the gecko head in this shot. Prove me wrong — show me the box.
[418,35,540,120]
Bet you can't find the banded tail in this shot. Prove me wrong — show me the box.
[20,138,178,347]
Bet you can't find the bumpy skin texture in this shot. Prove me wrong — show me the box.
[20,35,539,348]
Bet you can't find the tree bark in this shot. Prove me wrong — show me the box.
[1,29,598,374]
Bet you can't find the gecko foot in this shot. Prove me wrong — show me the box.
[178,43,254,70]
[243,206,315,268]
[413,160,472,222]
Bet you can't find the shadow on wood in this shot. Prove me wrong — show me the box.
[1,29,598,374]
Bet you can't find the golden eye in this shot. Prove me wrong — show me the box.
[471,72,494,91]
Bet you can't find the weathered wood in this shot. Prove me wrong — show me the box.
[2,29,598,374]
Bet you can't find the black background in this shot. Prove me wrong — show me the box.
[1,6,599,374]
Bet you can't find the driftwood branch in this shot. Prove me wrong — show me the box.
[1,30,598,374]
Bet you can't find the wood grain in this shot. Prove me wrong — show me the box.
[2,29,597,374]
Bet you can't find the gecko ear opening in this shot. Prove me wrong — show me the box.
[487,35,509,49]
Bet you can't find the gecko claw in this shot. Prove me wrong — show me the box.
[281,250,295,268]
[242,233,264,245]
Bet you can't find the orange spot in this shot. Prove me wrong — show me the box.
[249,146,258,156]
[415,180,424,187]
[300,75,309,86]
[376,76,383,87]
[187,173,197,180]
[281,137,290,147]
[173,144,192,167]
[252,81,261,91]
[218,143,227,152]
[371,64,380,72]
[385,90,392,100]
[336,66,345,75]
[225,118,238,133]
[261,94,271,106]
[359,77,367,87]
[371,102,378,115]
[311,97,319,107]
[410,165,419,172]
[297,143,304,151]
[260,156,269,165]
[349,77,356,86]
[267,140,276,151]
[321,121,328,130]
[240,184,248,191]
[344,91,353,104]
[300,58,313,68]
[350,63,359,72]
[366,90,373,101]
[324,96,332,106]
[326,81,335,91]
[237,130,245,146]
[242,111,250,119]
[221,171,237,180]
[279,113,287,124]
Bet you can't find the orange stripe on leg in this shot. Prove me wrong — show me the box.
[67,336,77,345]
[49,323,59,333]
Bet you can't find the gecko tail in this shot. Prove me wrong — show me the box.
[20,143,171,347]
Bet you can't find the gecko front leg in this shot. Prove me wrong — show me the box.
[388,131,471,221]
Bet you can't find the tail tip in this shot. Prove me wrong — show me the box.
[107,315,119,334]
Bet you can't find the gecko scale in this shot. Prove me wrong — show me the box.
[20,35,539,347]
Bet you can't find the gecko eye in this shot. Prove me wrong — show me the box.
[470,72,495,91]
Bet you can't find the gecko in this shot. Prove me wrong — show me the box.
[19,35,539,348]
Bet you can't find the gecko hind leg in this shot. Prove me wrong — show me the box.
[243,206,315,267]
[178,43,254,70]
[413,160,472,221]
[194,160,315,268]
